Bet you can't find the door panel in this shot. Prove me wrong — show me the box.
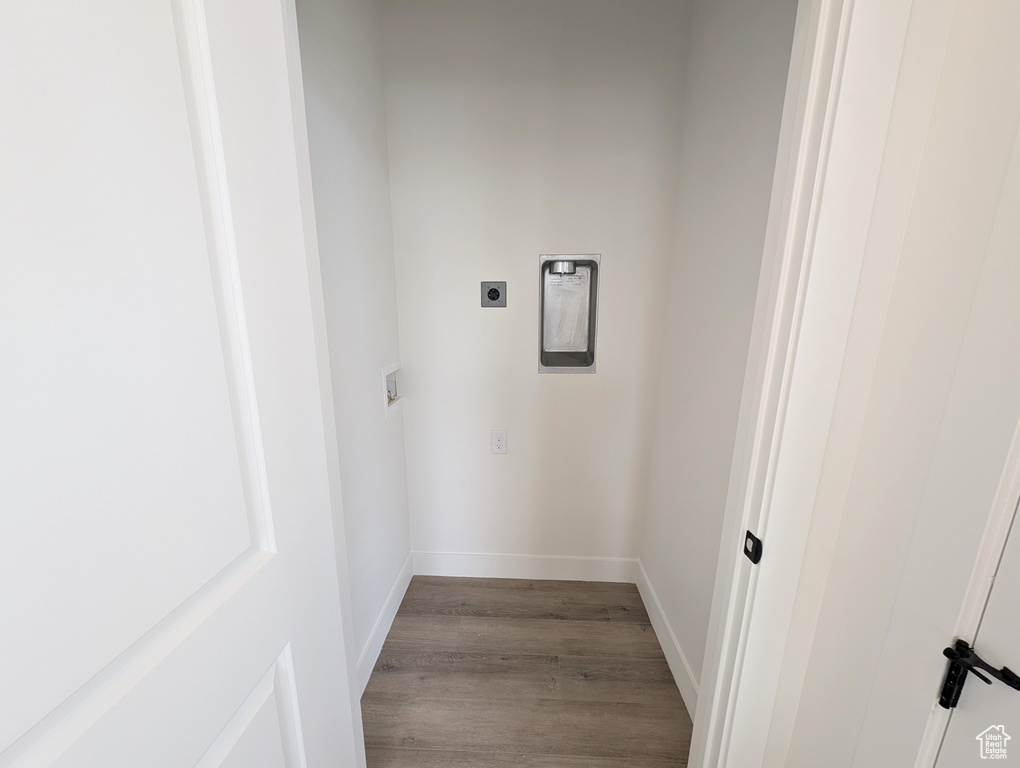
[848,1,1020,761]
[851,26,1020,763]
[201,649,300,768]
[935,132,1020,754]
[777,0,1020,765]
[844,0,1020,762]
[0,0,357,765]
[0,0,255,751]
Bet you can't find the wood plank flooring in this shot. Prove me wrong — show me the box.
[362,576,693,766]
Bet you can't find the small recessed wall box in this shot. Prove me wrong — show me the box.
[481,281,506,307]
[382,362,402,416]
[539,254,600,374]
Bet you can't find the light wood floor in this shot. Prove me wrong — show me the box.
[361,575,693,767]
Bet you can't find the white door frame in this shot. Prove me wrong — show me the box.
[690,0,920,764]
[280,1,368,765]
[689,0,855,762]
[286,0,965,764]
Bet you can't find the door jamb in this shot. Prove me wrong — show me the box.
[689,0,857,764]
[279,1,367,766]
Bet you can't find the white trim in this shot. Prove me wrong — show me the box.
[356,553,413,695]
[412,551,638,583]
[4,551,274,767]
[278,0,366,765]
[912,418,1020,768]
[194,645,308,768]
[691,0,859,766]
[636,560,699,715]
[172,0,277,555]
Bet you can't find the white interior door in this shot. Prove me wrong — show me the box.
[789,0,1020,765]
[923,13,1020,764]
[0,1,359,766]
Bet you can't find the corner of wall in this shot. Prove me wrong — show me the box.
[356,551,414,695]
[637,559,700,716]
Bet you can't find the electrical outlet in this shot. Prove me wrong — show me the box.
[481,281,507,307]
[491,430,507,454]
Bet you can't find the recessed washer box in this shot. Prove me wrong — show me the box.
[539,254,600,374]
[481,281,506,307]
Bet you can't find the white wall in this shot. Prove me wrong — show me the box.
[638,0,798,689]
[296,0,411,677]
[381,0,691,573]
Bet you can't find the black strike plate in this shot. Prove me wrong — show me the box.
[939,639,1020,709]
[744,530,763,564]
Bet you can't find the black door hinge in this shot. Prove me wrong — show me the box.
[939,639,1020,709]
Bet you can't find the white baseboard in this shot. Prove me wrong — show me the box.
[412,551,638,583]
[356,552,413,695]
[637,559,700,715]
